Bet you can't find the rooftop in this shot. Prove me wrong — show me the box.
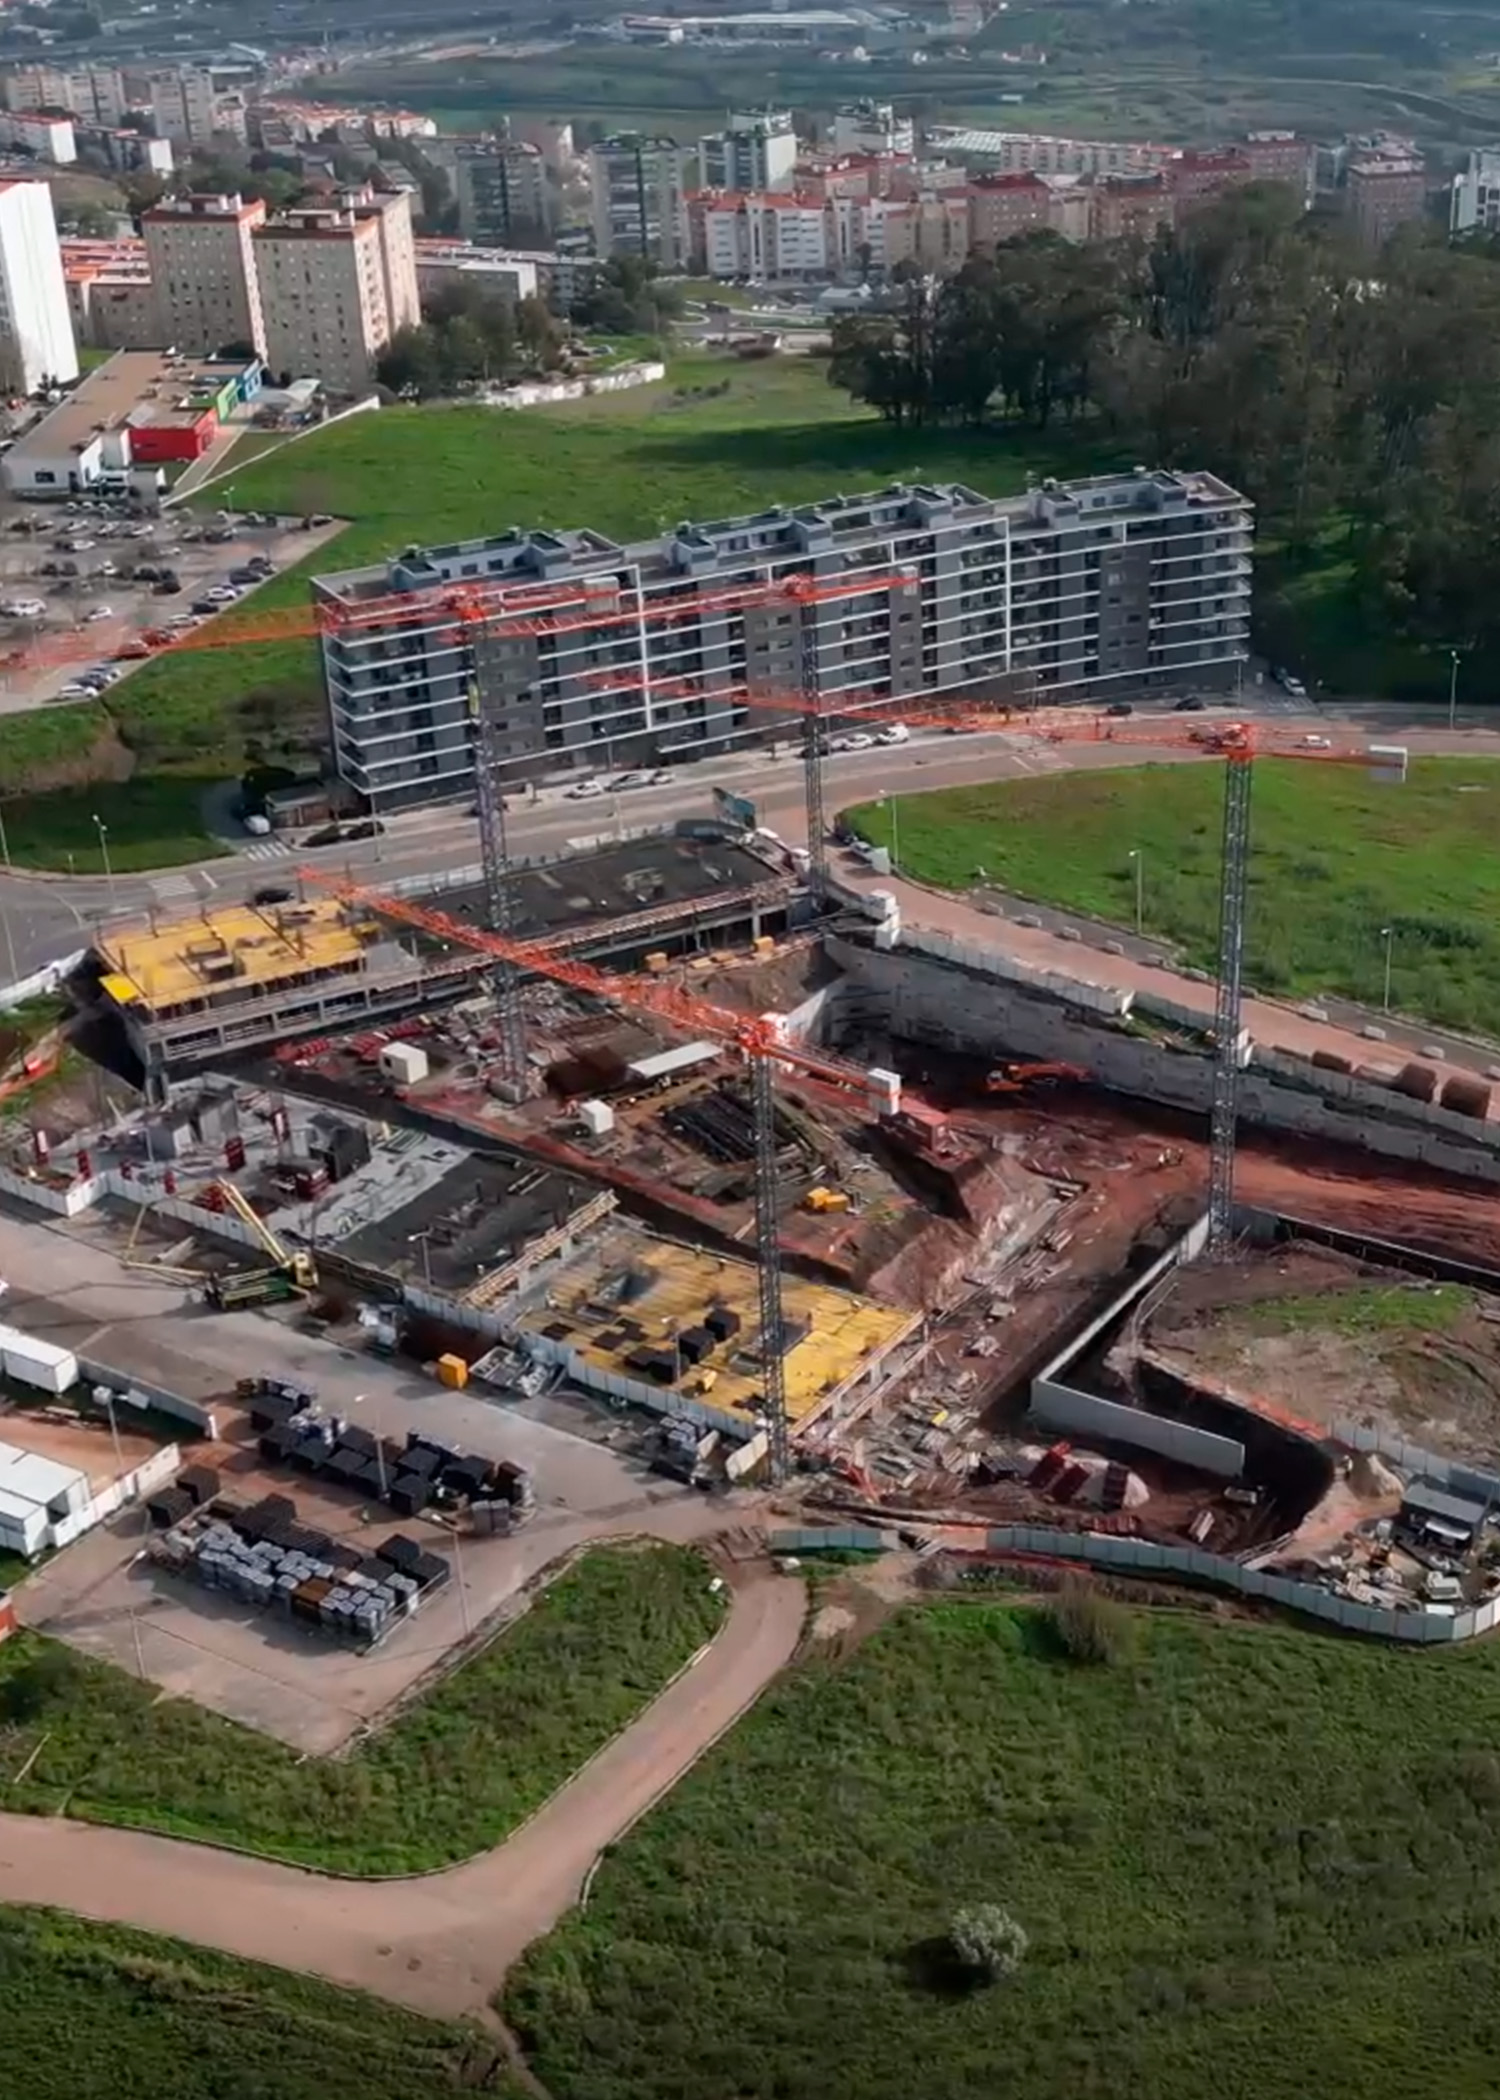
[5,350,256,465]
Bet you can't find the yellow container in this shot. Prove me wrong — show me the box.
[436,1352,469,1389]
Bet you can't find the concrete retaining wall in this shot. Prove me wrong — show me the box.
[78,1357,217,1439]
[1030,1379,1245,1476]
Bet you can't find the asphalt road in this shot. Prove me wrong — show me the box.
[0,693,1493,986]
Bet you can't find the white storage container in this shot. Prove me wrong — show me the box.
[1,1330,79,1394]
[0,1485,49,1559]
[3,1452,87,1516]
[579,1098,615,1138]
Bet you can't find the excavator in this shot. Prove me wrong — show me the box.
[201,1180,319,1312]
[983,1061,1089,1095]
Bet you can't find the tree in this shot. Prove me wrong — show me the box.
[947,1906,1028,1984]
[377,324,444,399]
[517,293,566,370]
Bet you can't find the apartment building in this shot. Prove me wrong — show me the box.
[1344,146,1429,246]
[883,189,970,275]
[1451,147,1500,236]
[587,134,694,263]
[0,110,75,164]
[1241,129,1315,204]
[446,139,554,247]
[413,238,597,311]
[691,191,833,279]
[142,192,267,358]
[1089,172,1174,243]
[831,101,914,157]
[313,470,1251,812]
[64,243,157,350]
[698,107,797,193]
[3,64,128,125]
[968,171,1056,248]
[148,68,246,148]
[75,124,174,177]
[253,206,393,396]
[929,125,1175,178]
[0,179,77,393]
[343,183,419,340]
[1169,148,1255,214]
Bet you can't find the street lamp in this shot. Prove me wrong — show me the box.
[92,812,113,897]
[1127,848,1144,937]
[1448,648,1461,732]
[0,802,10,868]
[880,790,900,872]
[1381,924,1395,1013]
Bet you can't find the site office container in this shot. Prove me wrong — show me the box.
[0,1326,78,1395]
[0,1484,49,1559]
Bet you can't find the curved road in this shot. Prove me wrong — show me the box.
[0,1558,804,2018]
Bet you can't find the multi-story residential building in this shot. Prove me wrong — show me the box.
[142,192,267,359]
[253,205,392,395]
[148,68,244,148]
[0,111,75,164]
[1168,148,1255,215]
[0,179,78,393]
[445,138,553,248]
[313,470,1251,811]
[3,64,128,125]
[413,237,597,312]
[64,247,158,350]
[587,133,694,264]
[1344,146,1428,246]
[883,188,970,275]
[831,101,914,157]
[929,125,1175,178]
[1451,147,1500,236]
[74,124,173,177]
[1089,172,1173,243]
[1239,129,1315,204]
[343,183,419,340]
[698,107,797,193]
[968,170,1055,249]
[690,190,833,279]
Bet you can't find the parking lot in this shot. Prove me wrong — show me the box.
[0,494,345,716]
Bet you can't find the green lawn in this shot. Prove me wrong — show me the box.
[849,756,1500,1035]
[508,1599,1500,2100]
[2,1905,522,2100]
[0,1542,723,1873]
[1226,1282,1475,1337]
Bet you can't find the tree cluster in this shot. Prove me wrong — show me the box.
[828,189,1500,660]
[570,256,684,337]
[376,281,567,400]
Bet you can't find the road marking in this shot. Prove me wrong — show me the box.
[196,869,218,892]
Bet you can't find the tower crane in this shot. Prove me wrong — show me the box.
[306,867,905,1486]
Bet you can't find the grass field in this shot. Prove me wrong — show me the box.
[1228,1282,1475,1337]
[848,756,1500,1036]
[2,1905,521,2100]
[0,1542,723,1873]
[0,356,1120,861]
[507,1598,1500,2100]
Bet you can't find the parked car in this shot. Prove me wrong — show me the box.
[153,580,185,596]
[829,731,875,752]
[113,640,153,660]
[251,884,293,905]
[84,603,113,621]
[1278,670,1308,699]
[1105,701,1134,717]
[1,596,44,618]
[566,776,607,799]
[1173,696,1206,712]
[191,596,221,614]
[874,721,910,745]
[205,525,237,543]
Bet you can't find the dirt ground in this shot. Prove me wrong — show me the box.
[1143,1242,1500,1468]
[0,1401,162,1490]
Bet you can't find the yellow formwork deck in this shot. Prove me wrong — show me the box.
[513,1220,916,1431]
[99,902,369,1015]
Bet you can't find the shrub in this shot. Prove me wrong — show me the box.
[1042,1577,1132,1665]
[948,1904,1029,1983]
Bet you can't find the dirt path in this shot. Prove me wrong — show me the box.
[0,1559,804,2019]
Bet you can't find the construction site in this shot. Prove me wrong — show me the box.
[2,565,1500,1682]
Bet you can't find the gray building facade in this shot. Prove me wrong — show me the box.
[313,470,1252,812]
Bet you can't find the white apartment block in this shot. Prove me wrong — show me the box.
[698,108,797,193]
[831,101,914,158]
[696,192,832,279]
[344,184,419,339]
[0,111,75,164]
[1452,147,1500,235]
[143,192,267,359]
[434,137,554,246]
[0,180,78,392]
[254,207,392,396]
[313,471,1251,812]
[588,134,694,264]
[927,124,1175,177]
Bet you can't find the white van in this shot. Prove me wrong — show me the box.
[875,721,910,745]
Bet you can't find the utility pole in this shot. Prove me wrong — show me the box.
[1448,648,1461,732]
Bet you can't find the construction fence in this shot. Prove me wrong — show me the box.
[982,1524,1500,1644]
